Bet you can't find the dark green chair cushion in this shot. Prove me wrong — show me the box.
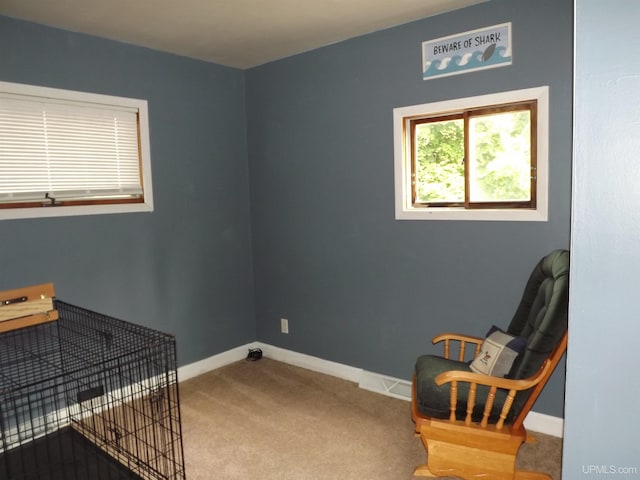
[414,249,569,423]
[506,249,569,380]
[415,354,513,423]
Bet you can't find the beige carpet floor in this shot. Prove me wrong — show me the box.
[179,358,562,479]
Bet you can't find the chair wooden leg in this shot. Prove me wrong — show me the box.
[413,464,438,477]
[414,420,526,480]
[413,432,438,477]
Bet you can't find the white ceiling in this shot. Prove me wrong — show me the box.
[0,0,486,69]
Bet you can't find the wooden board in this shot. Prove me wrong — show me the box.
[0,283,58,333]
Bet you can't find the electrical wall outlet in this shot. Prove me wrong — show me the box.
[280,318,289,334]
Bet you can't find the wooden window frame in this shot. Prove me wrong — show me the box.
[393,87,548,222]
[409,101,537,210]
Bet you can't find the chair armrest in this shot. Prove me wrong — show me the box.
[435,362,549,391]
[433,360,552,429]
[432,332,484,361]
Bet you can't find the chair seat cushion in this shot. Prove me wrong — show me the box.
[415,355,471,419]
[414,354,516,423]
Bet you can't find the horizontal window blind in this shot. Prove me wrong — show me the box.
[0,94,143,205]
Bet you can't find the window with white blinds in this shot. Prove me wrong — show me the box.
[0,81,153,220]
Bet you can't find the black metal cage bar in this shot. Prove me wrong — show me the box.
[0,300,185,480]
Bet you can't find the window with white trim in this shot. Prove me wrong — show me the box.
[0,81,153,220]
[393,86,548,221]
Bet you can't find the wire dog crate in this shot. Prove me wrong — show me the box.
[0,284,185,480]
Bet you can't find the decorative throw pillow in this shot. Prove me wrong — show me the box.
[470,326,527,377]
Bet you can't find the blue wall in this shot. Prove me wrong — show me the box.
[0,16,256,366]
[1,0,573,420]
[564,0,640,474]
[247,0,572,417]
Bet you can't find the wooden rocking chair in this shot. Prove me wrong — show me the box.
[411,250,569,479]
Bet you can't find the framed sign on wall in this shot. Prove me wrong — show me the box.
[422,23,512,80]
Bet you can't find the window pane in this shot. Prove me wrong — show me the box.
[468,110,531,202]
[414,119,464,203]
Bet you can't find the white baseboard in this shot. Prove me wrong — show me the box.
[179,342,563,438]
[178,343,256,382]
[255,343,362,383]
[523,411,564,438]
